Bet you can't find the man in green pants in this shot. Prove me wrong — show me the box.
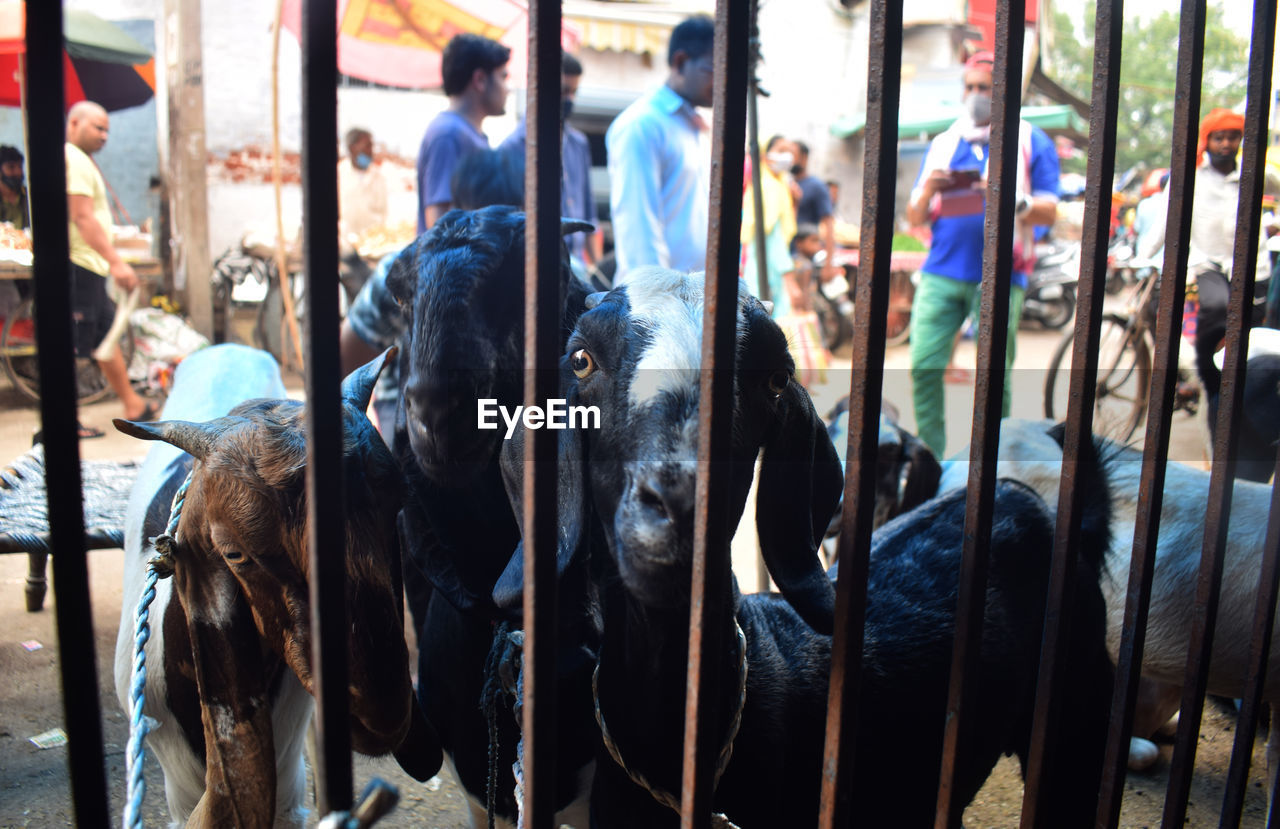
[903,50,1061,455]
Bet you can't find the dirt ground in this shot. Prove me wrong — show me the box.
[0,326,1272,827]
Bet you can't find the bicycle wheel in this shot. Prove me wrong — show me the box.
[1043,312,1151,443]
[1,298,39,402]
[0,297,135,405]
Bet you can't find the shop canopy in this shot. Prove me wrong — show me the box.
[0,3,155,112]
[830,104,1089,142]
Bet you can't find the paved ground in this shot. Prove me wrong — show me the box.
[0,322,1263,827]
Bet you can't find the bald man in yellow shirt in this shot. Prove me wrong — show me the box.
[65,100,151,428]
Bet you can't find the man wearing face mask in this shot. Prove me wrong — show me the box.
[337,127,388,239]
[0,145,29,230]
[903,50,1060,456]
[742,135,798,314]
[1175,109,1271,428]
[606,15,714,283]
[501,52,598,265]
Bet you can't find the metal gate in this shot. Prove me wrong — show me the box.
[24,0,1280,826]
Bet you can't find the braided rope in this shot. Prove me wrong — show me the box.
[593,620,748,828]
[123,471,192,829]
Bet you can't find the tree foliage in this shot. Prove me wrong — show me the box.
[1045,1,1250,178]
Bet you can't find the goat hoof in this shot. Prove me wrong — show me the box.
[1128,737,1160,771]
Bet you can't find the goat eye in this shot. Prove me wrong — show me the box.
[571,349,596,379]
[223,550,245,563]
[767,370,789,398]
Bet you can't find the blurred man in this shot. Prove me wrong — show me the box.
[0,144,29,230]
[338,127,388,238]
[66,100,152,432]
[501,52,598,264]
[606,15,714,282]
[903,51,1060,456]
[417,33,510,232]
[791,141,837,282]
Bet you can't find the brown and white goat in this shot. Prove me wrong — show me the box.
[112,343,439,827]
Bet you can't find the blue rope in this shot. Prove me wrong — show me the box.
[123,471,192,829]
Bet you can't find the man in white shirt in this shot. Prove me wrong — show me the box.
[338,127,388,238]
[605,15,714,282]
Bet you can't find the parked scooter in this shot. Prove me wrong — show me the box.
[1021,239,1080,329]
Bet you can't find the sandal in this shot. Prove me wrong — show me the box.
[77,423,105,440]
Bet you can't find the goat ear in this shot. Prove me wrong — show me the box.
[113,418,233,460]
[755,381,843,635]
[384,243,418,306]
[492,414,590,611]
[897,428,942,514]
[342,347,397,412]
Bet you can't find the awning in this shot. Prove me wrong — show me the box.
[831,103,1089,141]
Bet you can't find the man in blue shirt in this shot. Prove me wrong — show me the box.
[903,50,1061,455]
[417,33,510,233]
[791,141,838,283]
[606,15,714,282]
[501,52,598,265]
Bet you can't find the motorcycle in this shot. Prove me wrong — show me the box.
[1021,239,1080,330]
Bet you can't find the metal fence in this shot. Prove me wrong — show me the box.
[26,0,1280,825]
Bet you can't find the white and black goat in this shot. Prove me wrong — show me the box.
[112,343,439,827]
[941,418,1280,773]
[1200,328,1280,484]
[384,206,599,826]
[495,269,1116,827]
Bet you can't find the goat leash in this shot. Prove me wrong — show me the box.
[592,620,748,829]
[124,470,193,829]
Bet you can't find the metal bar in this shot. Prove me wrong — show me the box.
[817,0,901,824]
[1219,2,1279,822]
[746,0,769,305]
[933,4,1024,825]
[1019,0,1124,823]
[1169,0,1276,820]
[680,2,748,826]
[521,0,563,825]
[301,0,351,814]
[1095,2,1205,825]
[27,2,110,823]
[1224,453,1280,823]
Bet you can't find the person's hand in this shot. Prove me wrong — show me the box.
[820,263,841,284]
[922,169,953,197]
[109,260,138,292]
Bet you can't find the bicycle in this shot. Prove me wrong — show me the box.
[1042,264,1199,443]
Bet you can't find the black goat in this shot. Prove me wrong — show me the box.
[385,206,598,826]
[496,269,1115,827]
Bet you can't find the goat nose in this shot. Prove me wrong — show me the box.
[403,376,454,432]
[630,467,694,530]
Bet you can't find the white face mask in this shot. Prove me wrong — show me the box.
[965,93,992,125]
[766,151,794,175]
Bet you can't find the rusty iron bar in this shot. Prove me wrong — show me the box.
[933,2,1025,825]
[1018,0,1126,823]
[27,1,110,823]
[1218,1,1279,823]
[521,0,564,825]
[817,0,901,824]
[1095,1,1206,825]
[301,0,352,814]
[680,1,748,826]
[1169,0,1276,824]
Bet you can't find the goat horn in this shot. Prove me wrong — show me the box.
[560,218,594,237]
[112,418,235,460]
[342,347,397,412]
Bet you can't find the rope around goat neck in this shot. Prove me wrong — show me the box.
[124,470,192,829]
[592,620,747,829]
